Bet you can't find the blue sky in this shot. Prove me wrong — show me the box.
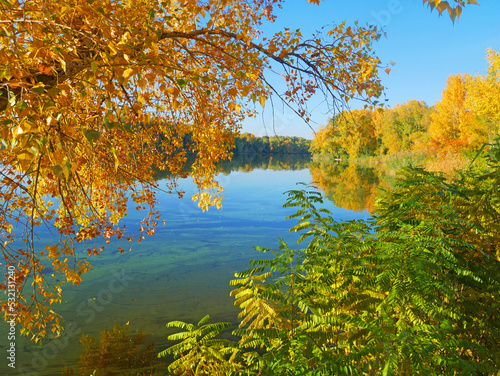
[240,0,500,139]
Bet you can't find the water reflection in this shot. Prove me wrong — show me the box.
[217,153,311,173]
[310,159,392,213]
[153,153,311,180]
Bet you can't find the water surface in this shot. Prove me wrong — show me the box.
[3,158,372,375]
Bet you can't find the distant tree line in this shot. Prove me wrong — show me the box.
[312,49,500,159]
[233,133,311,155]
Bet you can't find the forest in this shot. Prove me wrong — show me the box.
[232,133,311,156]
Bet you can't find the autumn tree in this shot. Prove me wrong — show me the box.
[331,109,378,158]
[310,123,342,158]
[428,74,483,150]
[466,48,500,143]
[0,0,386,340]
[375,100,430,154]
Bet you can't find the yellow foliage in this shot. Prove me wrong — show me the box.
[465,49,500,142]
[429,74,485,150]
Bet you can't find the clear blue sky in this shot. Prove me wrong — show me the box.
[240,0,500,139]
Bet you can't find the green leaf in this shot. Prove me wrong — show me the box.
[0,0,12,9]
[83,129,101,144]
[52,46,65,54]
[176,79,188,89]
[31,86,45,95]
[47,87,62,97]
[103,118,117,129]
[16,100,28,110]
[121,123,133,133]
[52,165,63,176]
[197,314,210,327]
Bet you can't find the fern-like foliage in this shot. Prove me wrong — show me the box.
[158,315,241,376]
[375,143,500,374]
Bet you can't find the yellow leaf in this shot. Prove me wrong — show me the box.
[13,125,23,138]
[166,87,180,97]
[108,42,118,55]
[123,68,134,80]
[114,154,120,171]
[150,42,159,56]
[259,96,266,109]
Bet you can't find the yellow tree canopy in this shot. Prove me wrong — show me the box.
[375,100,429,154]
[310,110,377,159]
[0,0,385,340]
[428,74,481,149]
[466,49,500,142]
[430,48,500,151]
[332,109,377,158]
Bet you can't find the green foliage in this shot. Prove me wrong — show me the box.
[161,142,500,375]
[61,323,162,376]
[158,315,241,376]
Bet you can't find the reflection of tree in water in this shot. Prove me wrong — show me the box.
[154,153,311,180]
[153,153,311,203]
[217,153,311,174]
[310,161,389,213]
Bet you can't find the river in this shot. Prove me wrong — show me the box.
[3,155,377,375]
